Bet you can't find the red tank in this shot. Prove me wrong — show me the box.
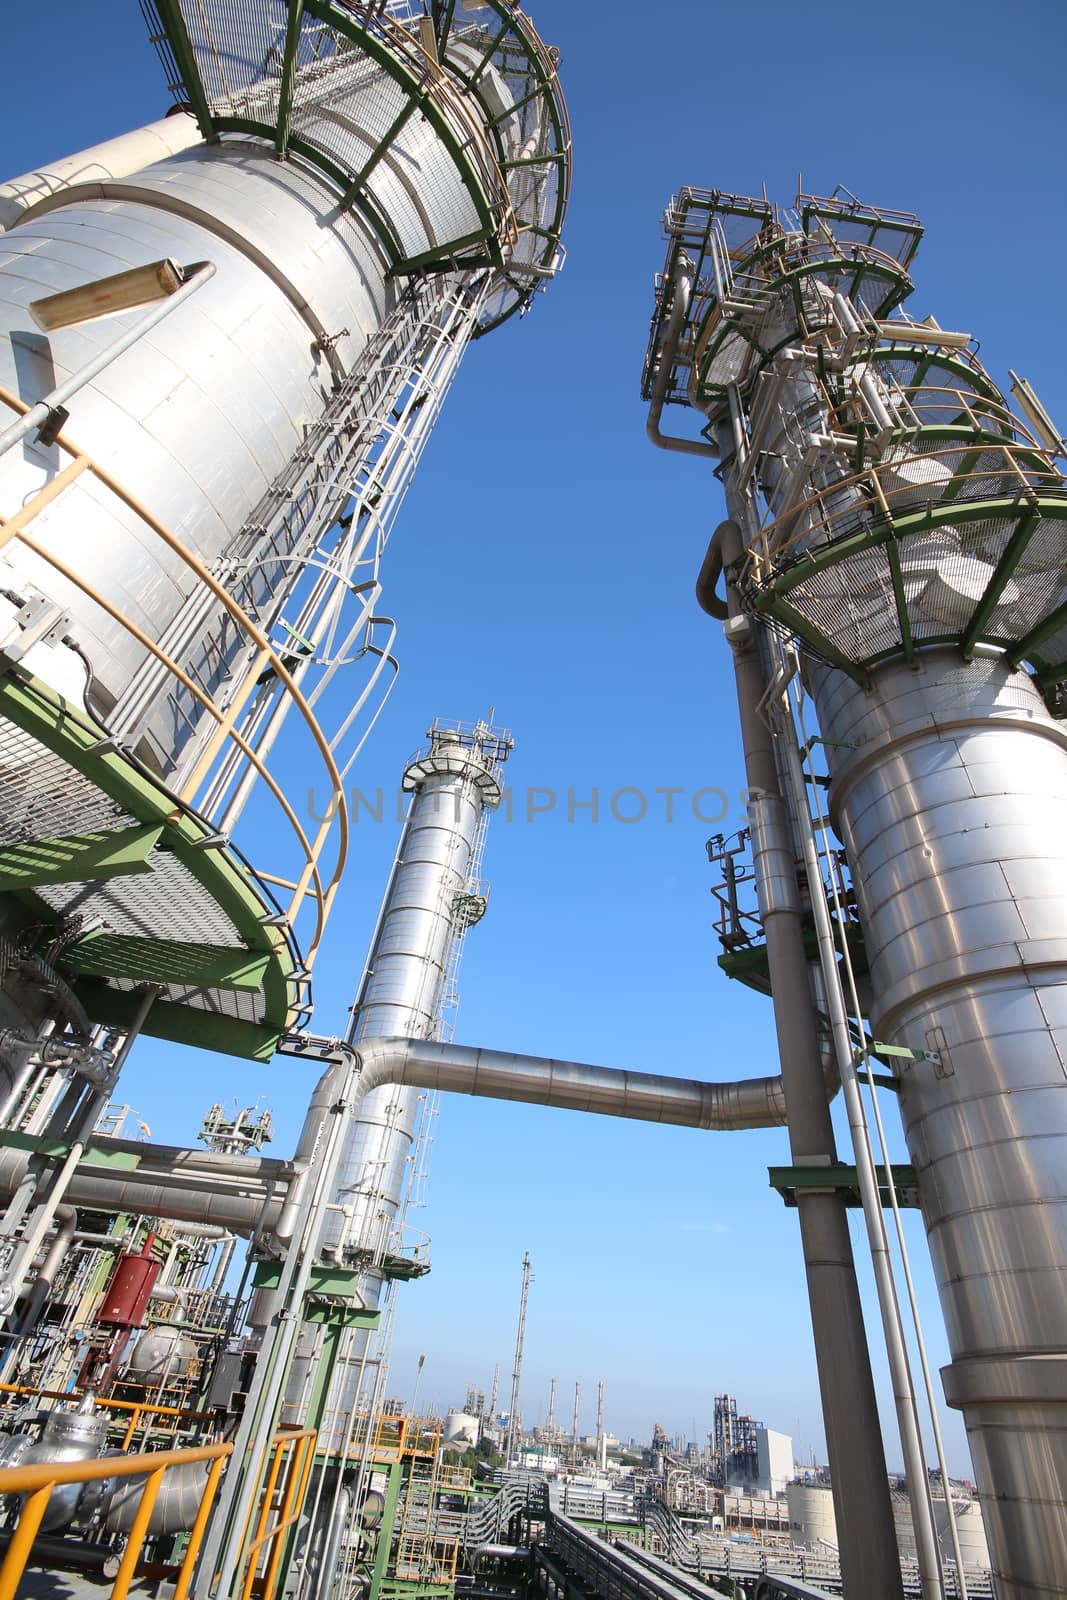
[97,1248,160,1327]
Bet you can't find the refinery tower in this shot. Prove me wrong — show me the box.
[643,187,1067,1600]
[0,2,569,1593]
[0,0,567,1313]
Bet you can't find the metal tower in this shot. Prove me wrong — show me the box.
[0,0,568,1316]
[643,184,1067,1600]
[503,1249,532,1465]
[278,718,514,1434]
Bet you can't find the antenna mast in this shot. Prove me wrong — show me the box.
[504,1252,532,1465]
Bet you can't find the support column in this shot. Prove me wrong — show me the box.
[719,523,902,1599]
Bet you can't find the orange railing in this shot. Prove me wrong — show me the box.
[237,1426,317,1600]
[0,1439,231,1600]
[0,1383,214,1452]
[0,1421,318,1600]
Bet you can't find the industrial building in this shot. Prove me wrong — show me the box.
[0,6,1062,1600]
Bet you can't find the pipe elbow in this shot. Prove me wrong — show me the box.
[695,519,743,620]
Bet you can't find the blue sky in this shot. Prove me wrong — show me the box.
[4,0,1065,1473]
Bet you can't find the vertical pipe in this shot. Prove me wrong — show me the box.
[716,519,903,1600]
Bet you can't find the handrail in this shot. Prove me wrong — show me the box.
[753,437,1060,569]
[239,1426,317,1600]
[0,384,347,966]
[0,1439,232,1600]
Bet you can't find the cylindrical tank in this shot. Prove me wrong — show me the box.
[443,1411,481,1450]
[334,729,503,1257]
[814,649,1067,1596]
[124,1324,198,1384]
[785,1481,837,1549]
[933,1494,990,1570]
[0,145,396,778]
[97,1249,160,1327]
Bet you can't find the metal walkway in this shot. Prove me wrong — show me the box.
[536,1511,836,1600]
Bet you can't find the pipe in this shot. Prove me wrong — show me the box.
[17,1205,75,1339]
[695,520,734,619]
[290,1036,791,1135]
[770,663,943,1600]
[0,1130,300,1238]
[646,260,719,459]
[0,262,217,461]
[713,516,903,1600]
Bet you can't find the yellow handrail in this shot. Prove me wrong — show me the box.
[0,1440,232,1600]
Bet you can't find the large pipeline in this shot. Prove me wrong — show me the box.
[0,1038,803,1244]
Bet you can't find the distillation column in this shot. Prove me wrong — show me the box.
[645,186,1067,1599]
[282,719,512,1428]
[0,0,568,1314]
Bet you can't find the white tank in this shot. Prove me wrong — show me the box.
[933,1495,990,1569]
[125,1324,198,1384]
[443,1411,481,1450]
[786,1481,837,1549]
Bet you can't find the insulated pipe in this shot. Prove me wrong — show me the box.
[290,1037,791,1137]
[17,1205,75,1339]
[0,1140,299,1237]
[646,263,719,459]
[714,518,904,1600]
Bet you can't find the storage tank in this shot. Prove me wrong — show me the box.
[786,1481,837,1550]
[933,1495,989,1570]
[125,1325,198,1384]
[443,1411,481,1450]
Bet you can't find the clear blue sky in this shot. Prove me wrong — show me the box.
[4,0,1065,1474]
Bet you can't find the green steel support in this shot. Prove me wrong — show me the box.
[960,507,1040,656]
[275,0,307,156]
[752,592,867,682]
[434,0,457,54]
[71,984,280,1062]
[0,824,162,891]
[369,1457,406,1600]
[61,934,272,992]
[1008,594,1067,669]
[341,100,421,207]
[464,13,517,91]
[884,531,914,664]
[152,0,217,140]
[769,1163,920,1208]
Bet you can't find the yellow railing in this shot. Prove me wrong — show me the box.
[0,1439,231,1600]
[0,385,348,968]
[0,1422,318,1600]
[238,1426,316,1600]
[0,1382,213,1453]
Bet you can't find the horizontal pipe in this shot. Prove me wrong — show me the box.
[0,1039,829,1240]
[291,1035,792,1134]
